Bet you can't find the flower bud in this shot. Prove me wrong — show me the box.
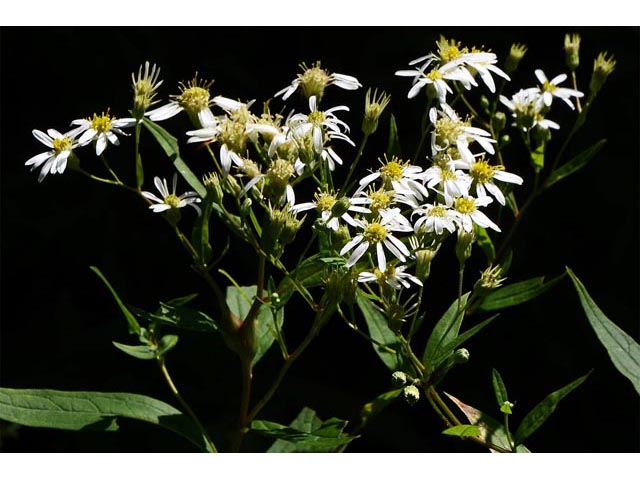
[474,265,506,295]
[391,371,408,387]
[589,52,616,95]
[414,247,438,282]
[362,88,391,135]
[281,211,304,246]
[455,230,476,266]
[504,43,527,74]
[131,61,163,120]
[500,134,511,147]
[492,111,506,134]
[332,225,351,250]
[331,197,351,218]
[403,385,420,406]
[453,348,470,364]
[564,33,581,71]
[261,207,287,255]
[264,158,295,203]
[480,95,490,112]
[203,172,224,203]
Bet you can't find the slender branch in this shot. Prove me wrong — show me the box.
[340,133,369,193]
[134,121,143,189]
[158,357,218,453]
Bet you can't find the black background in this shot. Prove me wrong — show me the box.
[1,27,638,452]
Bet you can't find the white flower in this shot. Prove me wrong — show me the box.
[533,69,584,110]
[340,208,413,270]
[141,174,201,215]
[358,265,423,290]
[412,203,458,235]
[430,106,495,164]
[26,128,81,182]
[72,112,135,156]
[451,196,500,232]
[358,157,429,205]
[452,157,523,205]
[395,62,475,103]
[458,51,510,93]
[500,89,561,132]
[291,191,369,231]
[423,163,471,203]
[276,61,361,101]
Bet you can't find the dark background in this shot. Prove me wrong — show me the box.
[1,27,638,452]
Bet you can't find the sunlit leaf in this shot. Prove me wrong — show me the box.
[387,114,402,158]
[478,273,565,311]
[545,140,606,190]
[112,342,156,360]
[442,424,481,438]
[422,293,470,369]
[492,369,509,409]
[360,389,402,427]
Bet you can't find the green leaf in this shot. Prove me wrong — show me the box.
[492,369,509,408]
[505,192,519,217]
[442,424,481,438]
[476,226,495,263]
[90,266,140,335]
[191,194,214,264]
[445,392,530,452]
[422,293,470,369]
[112,342,156,360]
[277,255,327,303]
[567,268,640,394]
[142,118,206,197]
[514,373,589,445]
[157,334,179,357]
[530,142,545,172]
[478,273,565,311]
[139,303,218,333]
[431,315,498,367]
[255,408,356,453]
[500,249,513,276]
[356,293,406,372]
[360,389,402,428]
[165,293,199,307]
[0,388,214,452]
[545,139,606,190]
[387,114,402,158]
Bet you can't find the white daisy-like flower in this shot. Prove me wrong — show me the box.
[451,196,500,232]
[458,51,510,93]
[395,62,476,103]
[275,61,361,101]
[358,265,423,290]
[71,112,136,156]
[412,203,458,235]
[429,106,495,164]
[452,157,523,205]
[26,128,81,182]
[500,89,561,132]
[340,208,413,270]
[291,191,369,231]
[532,69,584,110]
[423,162,471,204]
[141,174,201,215]
[358,157,429,205]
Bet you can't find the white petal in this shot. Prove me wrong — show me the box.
[32,129,54,148]
[376,243,386,271]
[95,135,107,155]
[346,241,370,268]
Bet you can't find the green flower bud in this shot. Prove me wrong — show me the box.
[492,111,506,134]
[362,88,391,135]
[332,225,351,250]
[203,172,224,203]
[504,43,527,74]
[500,134,511,147]
[414,247,438,282]
[331,197,351,218]
[455,230,476,266]
[453,348,470,365]
[590,52,616,95]
[403,385,420,406]
[131,61,162,120]
[564,33,581,71]
[264,158,295,203]
[391,371,408,387]
[480,95,490,112]
[474,265,506,295]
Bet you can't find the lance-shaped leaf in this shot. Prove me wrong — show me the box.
[431,315,498,367]
[478,273,565,311]
[422,293,470,369]
[442,424,481,438]
[387,114,402,158]
[476,226,496,263]
[136,303,218,334]
[0,388,214,452]
[492,369,509,409]
[191,192,215,265]
[254,407,356,453]
[90,266,140,335]
[566,268,640,394]
[360,389,403,428]
[356,293,406,372]
[142,118,206,197]
[277,255,328,303]
[545,139,606,190]
[514,373,589,445]
[112,342,156,360]
[445,392,530,453]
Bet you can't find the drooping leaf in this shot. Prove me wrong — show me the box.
[431,315,498,367]
[566,268,640,394]
[137,303,218,333]
[90,266,140,335]
[442,424,481,438]
[476,226,495,263]
[492,369,509,408]
[360,389,403,428]
[0,388,214,452]
[478,273,565,311]
[422,293,470,369]
[156,334,179,357]
[356,293,406,372]
[112,342,156,360]
[142,118,206,197]
[387,114,402,158]
[255,408,356,453]
[514,373,589,445]
[445,392,529,453]
[545,140,606,190]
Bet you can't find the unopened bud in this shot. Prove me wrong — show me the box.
[474,265,505,294]
[332,225,351,250]
[403,385,420,406]
[504,43,527,74]
[455,230,476,266]
[414,248,438,281]
[590,52,616,95]
[331,197,351,218]
[500,134,511,147]
[131,61,163,120]
[564,33,581,71]
[391,371,408,387]
[480,95,490,112]
[203,172,224,203]
[362,88,390,135]
[453,348,470,364]
[492,111,506,134]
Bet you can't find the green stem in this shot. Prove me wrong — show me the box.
[504,412,514,450]
[100,154,123,184]
[134,121,143,189]
[457,265,465,311]
[158,357,218,453]
[406,285,423,343]
[398,335,426,374]
[340,133,369,193]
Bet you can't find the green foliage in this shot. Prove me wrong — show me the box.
[530,143,545,172]
[432,315,498,367]
[253,407,356,452]
[387,114,402,158]
[359,389,403,427]
[191,193,214,264]
[90,266,140,335]
[112,342,157,360]
[478,273,565,311]
[276,254,329,304]
[567,268,640,394]
[142,118,207,197]
[422,293,470,369]
[545,140,606,190]
[514,373,589,445]
[476,226,496,263]
[356,293,407,372]
[442,424,481,438]
[492,368,509,408]
[0,388,213,452]
[137,302,219,333]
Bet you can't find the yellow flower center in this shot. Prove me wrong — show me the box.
[179,86,210,111]
[470,160,502,184]
[441,45,462,63]
[90,113,113,133]
[542,80,557,93]
[363,222,388,244]
[427,205,447,217]
[299,63,331,99]
[434,117,465,146]
[164,194,181,209]
[267,159,295,186]
[308,110,326,126]
[218,118,247,153]
[368,189,393,214]
[241,159,262,178]
[315,192,337,212]
[440,168,457,181]
[427,69,443,80]
[52,137,73,154]
[380,160,405,182]
[374,265,396,281]
[454,197,476,214]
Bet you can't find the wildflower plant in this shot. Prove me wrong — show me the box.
[3,31,639,454]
